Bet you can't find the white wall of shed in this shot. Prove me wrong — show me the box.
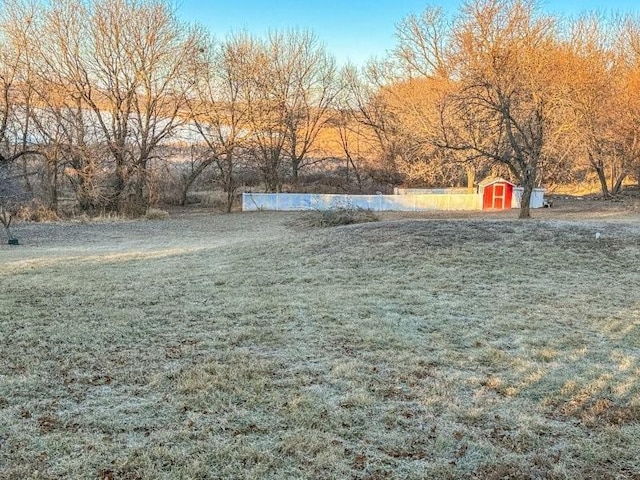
[512,188,545,209]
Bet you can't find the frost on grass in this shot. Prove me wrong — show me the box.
[0,211,639,479]
[303,206,379,227]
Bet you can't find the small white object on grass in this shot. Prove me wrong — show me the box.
[595,232,601,240]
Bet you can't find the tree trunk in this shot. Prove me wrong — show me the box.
[74,174,96,212]
[466,166,475,193]
[118,163,148,217]
[263,172,276,193]
[595,165,610,198]
[591,156,611,198]
[180,158,215,206]
[222,164,236,213]
[180,184,189,207]
[611,173,626,196]
[226,188,234,213]
[46,158,59,213]
[518,182,532,219]
[291,158,300,184]
[263,166,282,193]
[179,172,199,207]
[518,166,536,219]
[349,157,363,192]
[0,209,14,240]
[20,157,33,194]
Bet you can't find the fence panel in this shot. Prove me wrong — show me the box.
[242,193,482,212]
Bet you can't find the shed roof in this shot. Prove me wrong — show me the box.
[477,177,516,188]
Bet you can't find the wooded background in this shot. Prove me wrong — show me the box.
[0,0,639,220]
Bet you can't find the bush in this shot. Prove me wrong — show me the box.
[17,203,60,222]
[144,208,170,220]
[304,206,379,227]
[71,213,91,224]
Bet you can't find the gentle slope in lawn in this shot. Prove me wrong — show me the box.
[1,210,639,479]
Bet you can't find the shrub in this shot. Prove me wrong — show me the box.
[304,206,379,227]
[17,203,60,222]
[71,213,91,224]
[144,208,170,220]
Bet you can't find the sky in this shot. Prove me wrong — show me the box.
[176,0,640,66]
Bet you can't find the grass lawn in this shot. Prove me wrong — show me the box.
[1,206,639,479]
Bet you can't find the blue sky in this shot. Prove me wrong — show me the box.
[176,0,640,65]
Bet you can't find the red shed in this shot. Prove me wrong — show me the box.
[478,177,515,210]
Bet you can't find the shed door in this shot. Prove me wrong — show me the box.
[493,184,504,209]
[483,184,505,209]
[483,183,513,210]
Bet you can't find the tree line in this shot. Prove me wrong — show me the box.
[0,0,639,223]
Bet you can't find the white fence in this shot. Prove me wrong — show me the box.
[242,190,546,212]
[242,193,482,212]
[394,187,470,195]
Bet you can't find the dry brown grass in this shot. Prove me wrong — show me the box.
[16,202,60,223]
[144,208,170,221]
[303,206,380,227]
[1,205,639,479]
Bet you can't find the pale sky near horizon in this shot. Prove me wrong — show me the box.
[176,0,640,65]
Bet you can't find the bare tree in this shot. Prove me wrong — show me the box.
[326,68,392,193]
[446,0,563,217]
[0,0,41,233]
[616,15,640,191]
[232,34,286,193]
[330,107,365,191]
[394,6,452,79]
[34,0,202,216]
[560,14,630,198]
[380,73,483,189]
[185,33,256,211]
[30,98,111,211]
[277,30,339,183]
[388,0,589,215]
[241,30,340,192]
[0,1,40,173]
[0,160,31,241]
[341,64,408,187]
